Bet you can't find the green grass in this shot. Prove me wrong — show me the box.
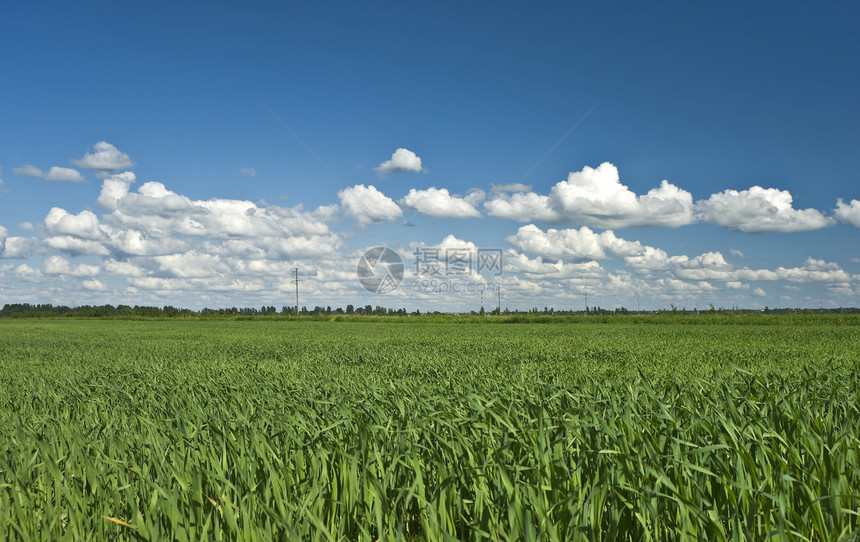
[1,319,859,540]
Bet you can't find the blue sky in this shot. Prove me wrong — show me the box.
[1,1,858,312]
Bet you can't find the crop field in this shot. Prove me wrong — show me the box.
[1,317,859,540]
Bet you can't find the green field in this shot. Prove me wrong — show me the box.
[1,318,859,540]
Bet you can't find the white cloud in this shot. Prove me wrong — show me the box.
[503,224,855,298]
[374,148,425,177]
[97,171,137,210]
[484,162,695,228]
[104,228,187,256]
[503,250,605,279]
[5,140,857,312]
[240,168,257,176]
[775,258,851,283]
[338,184,402,224]
[0,166,3,186]
[549,163,695,228]
[14,264,43,281]
[506,224,643,261]
[44,208,103,239]
[491,183,532,193]
[753,288,767,297]
[43,255,100,277]
[730,249,745,258]
[695,186,834,232]
[127,276,189,291]
[834,198,860,227]
[0,231,36,258]
[45,167,85,182]
[13,164,43,177]
[483,192,557,222]
[104,260,147,277]
[43,235,109,256]
[73,141,134,171]
[401,187,482,218]
[92,173,343,262]
[82,279,107,291]
[13,165,84,182]
[155,252,229,278]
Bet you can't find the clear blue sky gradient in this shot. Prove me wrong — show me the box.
[1,1,858,311]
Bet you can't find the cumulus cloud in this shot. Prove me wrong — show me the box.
[46,167,85,182]
[0,227,36,258]
[239,168,257,176]
[491,183,532,193]
[338,184,402,224]
[695,186,834,232]
[503,250,605,279]
[43,255,100,277]
[374,148,426,177]
[103,228,187,256]
[548,163,695,228]
[82,279,107,291]
[0,226,6,258]
[15,264,43,281]
[42,170,343,263]
[97,172,137,210]
[6,140,855,311]
[503,224,855,298]
[484,192,557,222]
[155,251,229,278]
[43,235,110,256]
[401,187,482,218]
[834,198,860,227]
[13,165,84,182]
[73,141,134,171]
[104,260,147,277]
[99,174,336,241]
[45,208,103,239]
[506,224,643,261]
[484,162,695,228]
[13,165,42,177]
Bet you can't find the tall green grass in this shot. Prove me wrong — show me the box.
[1,320,858,540]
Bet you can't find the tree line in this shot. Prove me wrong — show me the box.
[2,302,858,319]
[0,303,415,318]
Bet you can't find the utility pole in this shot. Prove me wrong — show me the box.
[294,267,302,317]
[498,287,501,316]
[585,292,588,315]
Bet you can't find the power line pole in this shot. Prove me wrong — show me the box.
[498,287,501,316]
[293,267,302,317]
